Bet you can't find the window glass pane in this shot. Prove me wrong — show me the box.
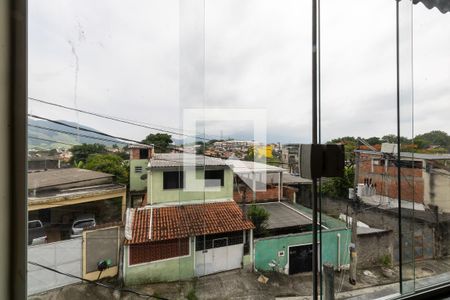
[411,0,450,292]
[321,0,402,297]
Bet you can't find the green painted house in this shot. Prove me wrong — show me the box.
[252,202,351,275]
[146,153,234,205]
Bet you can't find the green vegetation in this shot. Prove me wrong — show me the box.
[142,133,173,153]
[70,143,107,164]
[321,166,355,199]
[247,205,270,237]
[84,154,129,185]
[379,254,392,267]
[186,288,198,300]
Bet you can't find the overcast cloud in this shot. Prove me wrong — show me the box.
[28,0,450,144]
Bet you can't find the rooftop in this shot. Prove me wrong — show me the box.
[28,183,126,206]
[252,202,312,230]
[357,227,391,235]
[125,200,254,244]
[227,159,285,174]
[149,153,228,168]
[355,149,450,161]
[28,168,113,190]
[266,172,312,185]
[128,144,154,149]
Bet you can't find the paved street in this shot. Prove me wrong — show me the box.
[28,258,450,300]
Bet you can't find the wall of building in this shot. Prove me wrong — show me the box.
[147,168,233,204]
[130,159,148,192]
[254,228,351,273]
[423,168,450,213]
[357,231,393,268]
[124,237,195,285]
[233,186,279,202]
[321,197,436,262]
[358,154,424,203]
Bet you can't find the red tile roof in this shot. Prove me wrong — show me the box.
[126,201,254,244]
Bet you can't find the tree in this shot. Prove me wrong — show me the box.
[415,130,450,149]
[142,133,173,153]
[365,136,382,145]
[381,134,410,144]
[84,154,129,185]
[247,205,270,237]
[321,166,355,199]
[69,143,107,164]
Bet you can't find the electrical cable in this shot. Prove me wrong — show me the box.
[28,136,78,146]
[27,261,169,299]
[29,96,216,141]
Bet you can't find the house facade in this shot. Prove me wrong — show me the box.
[129,144,154,207]
[27,168,125,295]
[123,153,255,285]
[252,202,351,274]
[356,150,450,212]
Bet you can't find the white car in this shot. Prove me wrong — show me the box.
[70,214,96,238]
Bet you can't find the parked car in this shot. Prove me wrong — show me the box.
[70,214,96,238]
[28,220,47,246]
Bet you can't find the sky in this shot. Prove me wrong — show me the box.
[28,0,450,144]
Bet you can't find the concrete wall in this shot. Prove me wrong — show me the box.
[321,197,436,262]
[148,168,233,204]
[357,231,393,268]
[124,238,195,285]
[130,159,148,192]
[254,228,351,273]
[423,167,450,213]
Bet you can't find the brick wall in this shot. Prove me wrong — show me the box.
[130,149,140,160]
[234,186,280,202]
[283,186,298,202]
[358,153,424,203]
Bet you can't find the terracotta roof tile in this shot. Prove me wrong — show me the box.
[125,201,254,244]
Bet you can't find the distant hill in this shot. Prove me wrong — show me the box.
[28,118,126,149]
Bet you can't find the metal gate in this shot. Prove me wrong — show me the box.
[195,238,243,276]
[288,244,313,275]
[28,238,82,296]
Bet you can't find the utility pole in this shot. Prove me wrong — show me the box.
[349,151,360,285]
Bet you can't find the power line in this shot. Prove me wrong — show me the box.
[29,96,213,141]
[28,115,231,165]
[27,261,168,299]
[29,114,146,145]
[28,136,78,147]
[28,118,181,156]
[29,124,126,146]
